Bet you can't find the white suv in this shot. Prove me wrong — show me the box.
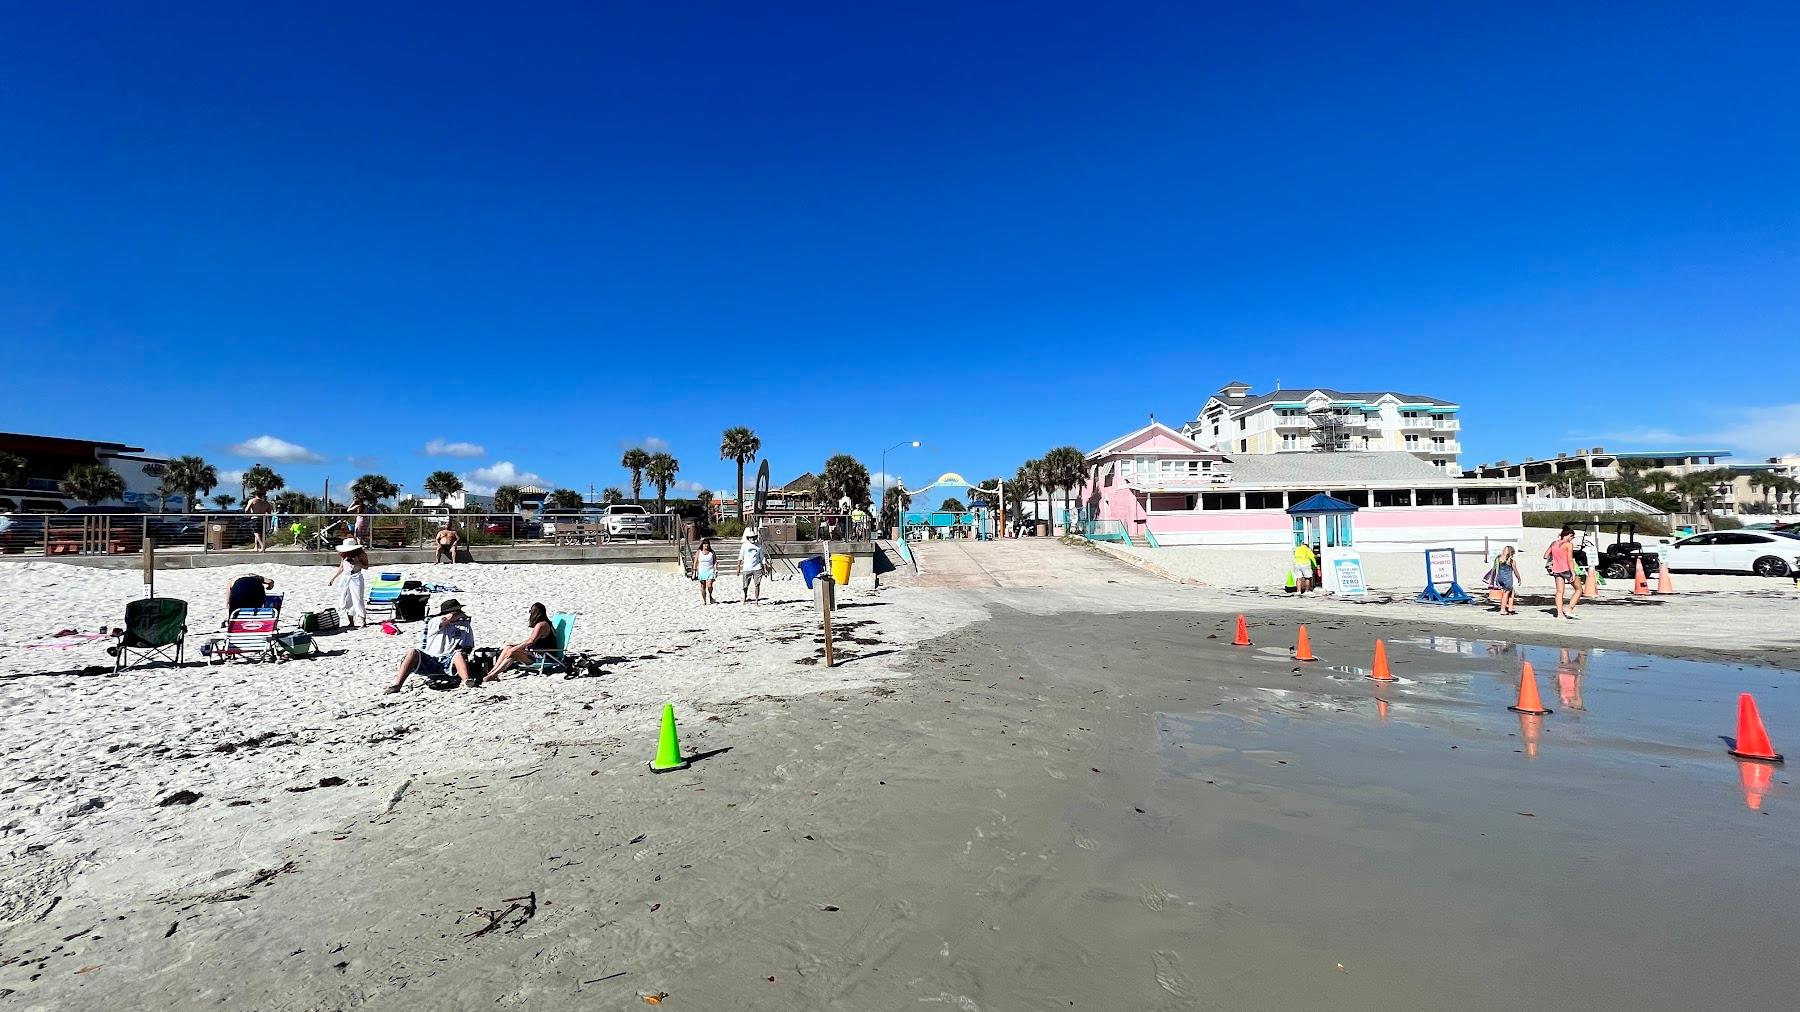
[603,504,654,539]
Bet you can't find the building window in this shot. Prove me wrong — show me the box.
[1202,492,1241,511]
[1372,488,1412,507]
[1244,491,1284,510]
[1404,435,1420,449]
[1417,488,1454,506]
[1281,435,1298,450]
[1339,490,1370,507]
[1238,439,1247,453]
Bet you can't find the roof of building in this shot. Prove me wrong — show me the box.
[0,432,147,455]
[1226,451,1449,485]
[1610,450,1731,459]
[1287,493,1362,514]
[1086,421,1217,459]
[778,472,821,496]
[1206,387,1457,415]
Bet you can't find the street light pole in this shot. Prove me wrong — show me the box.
[881,439,921,536]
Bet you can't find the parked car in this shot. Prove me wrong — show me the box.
[602,504,654,539]
[1658,531,1800,577]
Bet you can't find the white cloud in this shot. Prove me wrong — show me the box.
[869,471,907,491]
[618,436,671,453]
[229,435,325,463]
[424,439,486,458]
[217,469,246,488]
[460,461,548,495]
[1580,403,1800,460]
[672,479,709,494]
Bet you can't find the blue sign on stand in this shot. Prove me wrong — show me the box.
[1418,547,1472,604]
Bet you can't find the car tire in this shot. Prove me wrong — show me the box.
[1753,556,1790,578]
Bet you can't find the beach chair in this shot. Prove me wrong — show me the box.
[519,613,575,675]
[111,598,189,673]
[213,607,280,663]
[366,572,404,621]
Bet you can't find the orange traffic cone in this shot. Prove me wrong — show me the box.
[1583,566,1599,598]
[1655,558,1673,594]
[1728,693,1785,763]
[1232,614,1252,647]
[1632,558,1650,596]
[1291,625,1316,662]
[1507,661,1553,715]
[1740,760,1773,811]
[1518,711,1544,759]
[1368,639,1393,681]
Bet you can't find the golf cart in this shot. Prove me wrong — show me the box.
[1573,520,1661,580]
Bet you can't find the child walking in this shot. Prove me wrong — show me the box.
[694,539,717,604]
[328,538,370,629]
[1490,545,1522,615]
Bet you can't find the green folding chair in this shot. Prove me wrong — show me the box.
[112,598,188,673]
[521,613,575,675]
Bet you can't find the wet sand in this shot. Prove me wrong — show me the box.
[8,599,1797,1010]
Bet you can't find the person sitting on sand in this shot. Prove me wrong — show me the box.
[225,574,275,618]
[486,603,559,681]
[434,523,460,564]
[386,599,476,691]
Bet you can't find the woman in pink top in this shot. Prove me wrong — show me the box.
[1543,527,1582,619]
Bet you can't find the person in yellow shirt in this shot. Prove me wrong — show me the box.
[1293,541,1318,594]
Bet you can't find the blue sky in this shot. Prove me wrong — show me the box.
[4,2,1798,503]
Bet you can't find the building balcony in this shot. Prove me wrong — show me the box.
[1430,419,1461,431]
[1426,441,1461,455]
[1273,417,1311,431]
[1398,417,1433,431]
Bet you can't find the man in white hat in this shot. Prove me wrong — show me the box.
[738,527,769,605]
[327,538,369,629]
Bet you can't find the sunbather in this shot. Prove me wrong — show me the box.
[385,599,475,691]
[226,574,274,617]
[434,523,460,564]
[485,602,559,681]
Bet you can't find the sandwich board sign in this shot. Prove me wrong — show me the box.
[1418,547,1472,604]
[1322,547,1367,596]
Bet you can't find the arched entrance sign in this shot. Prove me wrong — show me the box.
[894,472,1006,544]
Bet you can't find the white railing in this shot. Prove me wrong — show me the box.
[1524,495,1663,515]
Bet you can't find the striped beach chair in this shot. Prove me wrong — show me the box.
[366,572,404,621]
[215,607,279,663]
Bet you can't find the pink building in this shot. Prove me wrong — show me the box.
[1078,421,1523,552]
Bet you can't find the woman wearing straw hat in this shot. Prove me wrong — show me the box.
[327,538,370,629]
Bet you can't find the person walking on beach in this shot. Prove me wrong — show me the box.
[1489,546,1522,615]
[738,527,769,605]
[245,491,272,551]
[1292,540,1318,594]
[1543,526,1582,619]
[328,538,370,629]
[351,498,372,546]
[694,538,718,604]
[385,599,477,691]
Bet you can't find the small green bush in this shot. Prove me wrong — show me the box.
[713,517,745,538]
[1712,515,1744,530]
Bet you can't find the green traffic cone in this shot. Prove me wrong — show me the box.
[650,702,689,773]
[1284,569,1296,594]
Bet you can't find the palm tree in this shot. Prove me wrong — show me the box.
[0,451,26,489]
[548,488,584,510]
[645,452,679,514]
[1640,469,1675,494]
[424,470,464,507]
[273,491,320,514]
[820,454,872,507]
[1042,446,1087,533]
[621,448,651,505]
[697,490,714,513]
[492,484,521,513]
[63,463,126,506]
[242,464,285,499]
[719,426,762,521]
[212,494,237,511]
[350,474,400,511]
[162,455,220,513]
[601,487,624,506]
[879,485,912,533]
[940,496,966,513]
[1015,459,1043,531]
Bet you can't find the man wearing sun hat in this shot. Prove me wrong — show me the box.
[384,598,477,691]
[738,527,769,605]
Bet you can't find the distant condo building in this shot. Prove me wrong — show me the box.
[1180,382,1462,473]
[1465,447,1794,515]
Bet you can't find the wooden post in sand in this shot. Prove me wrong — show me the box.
[820,575,835,667]
[143,537,156,599]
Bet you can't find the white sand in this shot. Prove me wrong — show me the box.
[0,559,983,927]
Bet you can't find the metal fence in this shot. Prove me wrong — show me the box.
[0,509,881,559]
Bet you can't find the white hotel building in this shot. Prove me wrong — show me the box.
[1180,382,1463,473]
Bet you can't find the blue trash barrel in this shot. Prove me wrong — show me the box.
[798,555,826,589]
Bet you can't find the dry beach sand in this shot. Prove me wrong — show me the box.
[2,540,1799,1009]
